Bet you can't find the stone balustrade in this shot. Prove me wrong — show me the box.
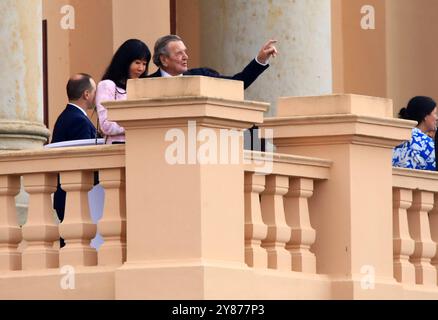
[392,168,438,291]
[0,78,438,299]
[0,145,126,275]
[244,151,331,273]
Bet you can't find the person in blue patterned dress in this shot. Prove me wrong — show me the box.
[393,96,437,171]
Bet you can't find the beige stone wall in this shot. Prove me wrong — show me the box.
[112,0,170,73]
[43,0,113,132]
[331,0,387,98]
[42,0,71,132]
[386,0,438,115]
[332,0,438,116]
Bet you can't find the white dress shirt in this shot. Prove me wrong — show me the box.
[68,103,88,117]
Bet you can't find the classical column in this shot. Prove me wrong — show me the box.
[198,0,332,116]
[0,0,50,151]
[0,0,50,232]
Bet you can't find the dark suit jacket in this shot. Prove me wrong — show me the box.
[51,104,96,143]
[148,59,268,89]
[51,104,97,222]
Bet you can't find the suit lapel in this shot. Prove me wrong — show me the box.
[148,69,162,78]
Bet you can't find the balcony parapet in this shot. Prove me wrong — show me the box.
[3,78,438,299]
[392,168,438,296]
[261,94,417,299]
[244,151,331,273]
[0,145,125,298]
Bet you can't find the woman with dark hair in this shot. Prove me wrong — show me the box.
[96,39,151,143]
[392,96,437,170]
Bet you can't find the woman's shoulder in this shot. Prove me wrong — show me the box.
[97,79,116,90]
[412,127,433,141]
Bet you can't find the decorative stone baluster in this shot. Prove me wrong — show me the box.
[59,171,97,266]
[393,188,416,284]
[21,173,59,269]
[244,172,267,268]
[0,175,21,270]
[284,178,316,273]
[260,175,291,271]
[408,191,437,285]
[97,168,126,265]
[429,192,438,285]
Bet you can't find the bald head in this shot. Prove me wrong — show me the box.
[66,73,96,110]
[66,73,94,101]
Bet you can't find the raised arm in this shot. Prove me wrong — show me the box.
[231,39,278,89]
[193,39,278,89]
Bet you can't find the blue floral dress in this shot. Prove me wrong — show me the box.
[392,128,436,171]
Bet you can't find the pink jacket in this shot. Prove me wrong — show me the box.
[95,80,127,144]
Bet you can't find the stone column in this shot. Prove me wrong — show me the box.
[0,0,50,233]
[198,0,332,116]
[0,0,50,151]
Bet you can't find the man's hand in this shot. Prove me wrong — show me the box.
[257,40,278,65]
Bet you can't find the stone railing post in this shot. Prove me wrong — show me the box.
[0,175,21,270]
[106,77,268,299]
[59,171,97,267]
[262,94,414,298]
[408,191,437,286]
[392,188,416,284]
[21,173,59,270]
[285,178,316,273]
[97,168,126,266]
[244,172,267,268]
[260,175,291,271]
[430,193,438,285]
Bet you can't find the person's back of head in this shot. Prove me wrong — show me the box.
[102,39,151,89]
[66,73,96,110]
[399,96,437,124]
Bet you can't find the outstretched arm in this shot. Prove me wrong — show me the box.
[223,40,278,89]
[232,40,278,89]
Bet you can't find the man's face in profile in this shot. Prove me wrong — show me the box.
[85,78,97,110]
[161,40,189,76]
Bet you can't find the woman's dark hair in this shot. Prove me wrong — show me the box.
[102,39,151,90]
[399,96,437,124]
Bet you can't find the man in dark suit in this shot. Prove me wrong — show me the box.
[52,73,97,144]
[149,35,277,151]
[148,35,277,89]
[51,73,97,234]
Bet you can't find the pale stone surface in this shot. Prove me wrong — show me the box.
[0,0,49,243]
[127,76,244,101]
[278,94,394,118]
[199,0,332,116]
[0,0,44,123]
